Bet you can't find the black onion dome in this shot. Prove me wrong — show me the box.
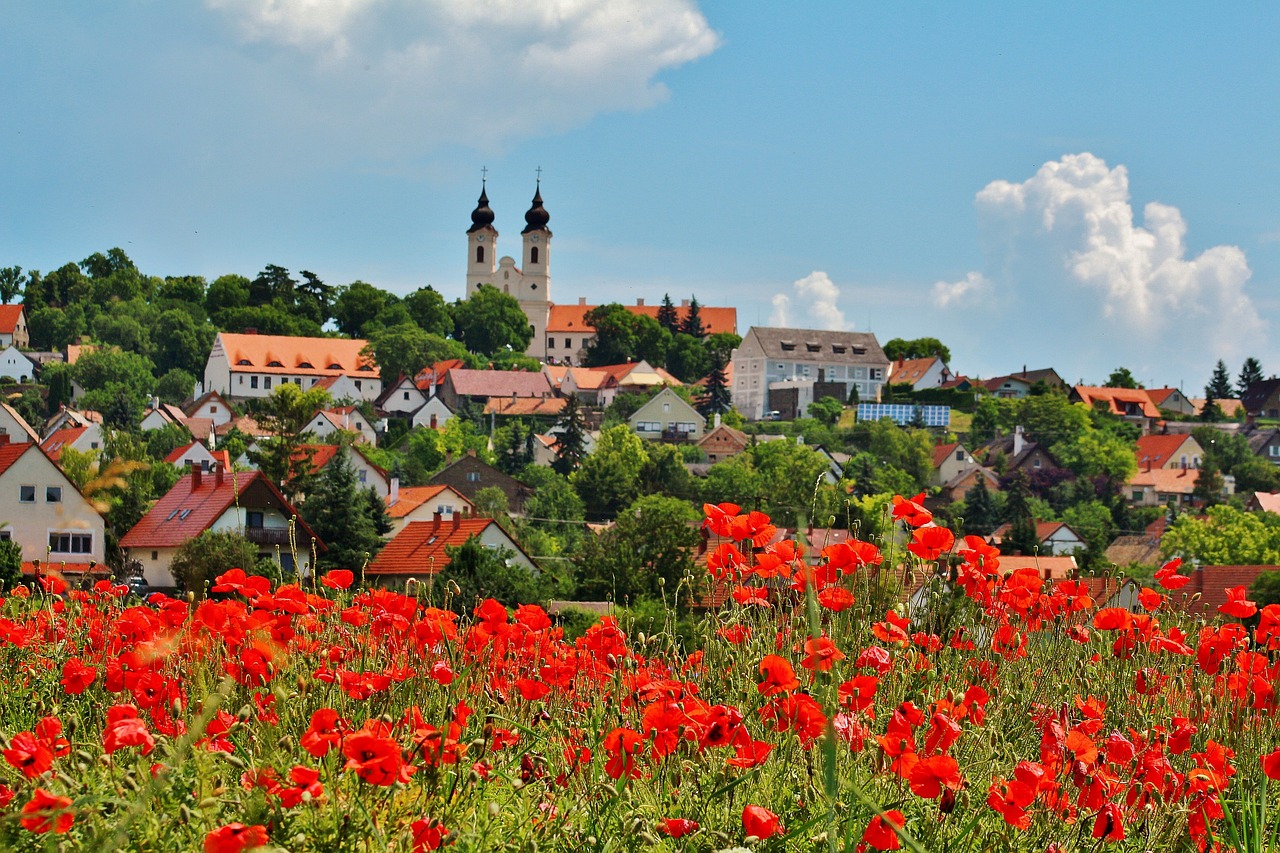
[468,185,495,233]
[521,184,550,234]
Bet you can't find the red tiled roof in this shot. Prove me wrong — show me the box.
[546,303,737,335]
[41,427,88,462]
[990,555,1078,579]
[1134,434,1196,468]
[1189,397,1244,418]
[164,442,200,464]
[484,397,567,417]
[386,485,472,519]
[365,517,502,575]
[932,443,960,469]
[889,357,941,386]
[0,441,33,476]
[0,305,24,335]
[1127,467,1202,495]
[446,369,553,398]
[1184,565,1280,616]
[120,468,319,550]
[22,561,106,577]
[217,333,379,379]
[1073,386,1161,419]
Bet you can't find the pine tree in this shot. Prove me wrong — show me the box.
[1002,470,1040,556]
[552,394,588,477]
[678,296,705,337]
[656,294,679,334]
[302,450,381,576]
[1200,388,1225,423]
[1237,357,1265,397]
[698,354,733,416]
[962,475,998,536]
[1206,359,1234,400]
[1192,459,1225,507]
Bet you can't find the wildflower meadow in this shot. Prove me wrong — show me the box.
[0,496,1278,852]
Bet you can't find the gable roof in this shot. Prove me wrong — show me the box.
[1241,378,1280,412]
[1105,534,1164,567]
[742,327,886,364]
[445,368,553,399]
[1073,386,1162,419]
[484,396,567,417]
[0,403,40,443]
[546,302,737,336]
[592,361,682,387]
[215,332,378,378]
[889,356,943,385]
[1127,466,1203,495]
[1134,434,1197,468]
[41,426,89,462]
[932,442,961,469]
[696,423,749,448]
[1146,388,1187,408]
[0,441,34,477]
[184,390,232,417]
[0,305,24,335]
[989,520,1080,545]
[386,485,472,519]
[365,517,519,575]
[120,468,320,550]
[1190,397,1244,418]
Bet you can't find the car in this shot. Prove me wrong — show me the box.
[765,410,782,421]
[124,576,150,598]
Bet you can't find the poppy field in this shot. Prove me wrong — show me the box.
[1,497,1278,852]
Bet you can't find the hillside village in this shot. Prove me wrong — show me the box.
[3,184,1280,613]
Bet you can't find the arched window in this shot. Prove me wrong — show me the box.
[530,246,539,264]
[476,245,485,264]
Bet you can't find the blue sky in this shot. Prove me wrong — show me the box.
[3,2,1279,391]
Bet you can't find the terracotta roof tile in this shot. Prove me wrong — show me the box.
[217,333,379,378]
[41,427,88,462]
[0,442,33,476]
[1127,467,1203,495]
[483,397,567,416]
[0,305,24,335]
[889,357,942,385]
[1134,434,1197,468]
[446,369,553,398]
[365,517,503,575]
[546,303,737,335]
[932,443,960,469]
[1073,386,1162,419]
[386,485,473,519]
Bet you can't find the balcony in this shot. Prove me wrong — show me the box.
[243,526,294,547]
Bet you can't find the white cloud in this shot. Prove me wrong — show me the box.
[769,271,848,330]
[204,0,720,155]
[932,271,990,308]
[965,153,1264,377]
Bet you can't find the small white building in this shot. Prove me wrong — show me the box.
[0,346,36,383]
[628,387,705,442]
[304,406,377,446]
[0,437,107,577]
[732,327,890,421]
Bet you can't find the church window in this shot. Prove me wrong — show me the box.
[476,245,485,264]
[530,283,538,290]
[530,246,540,264]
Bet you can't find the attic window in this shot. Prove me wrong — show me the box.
[298,361,313,369]
[427,535,438,545]
[358,365,373,371]
[327,363,342,370]
[806,343,821,353]
[832,345,846,354]
[179,509,192,520]
[267,360,283,367]
[166,509,179,521]
[237,359,252,365]
[852,346,866,355]
[780,341,796,352]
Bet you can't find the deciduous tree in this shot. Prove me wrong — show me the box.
[454,285,534,356]
[170,530,260,598]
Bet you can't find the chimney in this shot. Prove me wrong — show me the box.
[1013,425,1025,457]
[681,299,690,307]
[389,476,399,507]
[578,297,587,306]
[429,414,438,429]
[433,511,442,531]
[151,395,160,410]
[215,462,224,487]
[453,511,462,530]
[636,298,645,307]
[466,448,476,458]
[243,327,258,335]
[714,413,721,428]
[190,460,202,490]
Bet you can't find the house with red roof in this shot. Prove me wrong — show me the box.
[1146,387,1196,417]
[1070,386,1163,433]
[888,356,952,391]
[140,399,190,433]
[438,368,554,413]
[988,521,1086,557]
[544,365,618,407]
[304,405,377,446]
[364,513,536,588]
[1135,434,1203,471]
[163,441,231,473]
[120,463,322,589]
[0,436,106,580]
[1126,466,1234,507]
[41,423,104,464]
[203,332,381,403]
[1174,565,1280,618]
[930,442,977,487]
[284,444,392,499]
[0,305,29,349]
[385,483,474,536]
[43,407,102,438]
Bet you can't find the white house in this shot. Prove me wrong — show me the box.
[0,403,40,445]
[185,391,234,429]
[888,356,951,391]
[628,387,705,442]
[377,376,431,417]
[731,327,890,421]
[384,483,474,536]
[0,346,36,383]
[203,332,381,403]
[42,423,104,464]
[304,406,377,446]
[410,396,454,430]
[0,437,107,579]
[0,306,29,349]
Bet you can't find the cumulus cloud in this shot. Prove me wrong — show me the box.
[960,153,1265,379]
[932,271,990,308]
[204,0,720,156]
[769,271,848,330]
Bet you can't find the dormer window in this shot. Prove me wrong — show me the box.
[237,359,252,365]
[780,341,796,352]
[832,345,846,354]
[267,360,283,367]
[806,343,820,353]
[852,345,866,355]
[298,361,313,369]
[358,365,373,371]
[327,363,342,370]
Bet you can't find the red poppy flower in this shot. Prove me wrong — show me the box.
[659,818,700,838]
[60,658,97,695]
[742,804,782,839]
[727,737,773,769]
[103,705,155,756]
[1219,586,1258,619]
[862,809,905,850]
[411,819,447,851]
[757,655,799,696]
[909,754,962,799]
[838,674,879,713]
[320,570,354,590]
[1091,803,1125,841]
[703,502,742,537]
[1092,608,1132,631]
[20,788,73,834]
[1262,747,1280,781]
[4,731,53,779]
[891,493,932,527]
[204,823,269,853]
[908,526,954,561]
[278,766,324,808]
[817,586,855,612]
[342,726,412,786]
[301,708,348,758]
[1154,557,1190,590]
[603,727,645,780]
[801,636,845,672]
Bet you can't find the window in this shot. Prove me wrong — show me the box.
[436,504,454,515]
[955,450,965,461]
[635,421,662,432]
[267,360,283,367]
[19,485,34,503]
[358,470,367,483]
[250,376,259,389]
[403,391,411,401]
[45,487,61,503]
[355,381,362,391]
[49,532,92,554]
[832,345,846,354]
[151,551,158,561]
[476,245,485,264]
[1131,491,1144,502]
[1033,458,1042,469]
[0,531,10,541]
[466,472,480,482]
[530,246,539,264]
[264,377,272,389]
[870,369,884,381]
[675,422,697,434]
[1271,445,1280,458]
[246,511,264,528]
[662,403,671,412]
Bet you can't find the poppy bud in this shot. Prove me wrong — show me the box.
[939,787,956,815]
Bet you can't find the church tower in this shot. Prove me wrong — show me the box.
[465,181,497,297]
[518,181,553,358]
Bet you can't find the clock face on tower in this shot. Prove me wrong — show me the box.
[476,235,485,242]
[530,235,540,243]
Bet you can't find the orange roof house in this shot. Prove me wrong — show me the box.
[0,304,29,348]
[1134,434,1203,471]
[385,484,474,535]
[204,332,381,403]
[1070,386,1162,432]
[364,514,536,587]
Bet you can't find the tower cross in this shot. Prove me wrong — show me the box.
[535,165,542,183]
[480,165,488,183]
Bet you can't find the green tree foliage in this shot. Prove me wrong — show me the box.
[552,394,588,476]
[0,540,22,591]
[1051,430,1137,488]
[363,324,470,383]
[1104,367,1140,389]
[883,337,951,364]
[454,285,534,356]
[42,362,73,415]
[1162,505,1280,565]
[157,275,207,309]
[808,396,844,426]
[403,286,454,337]
[1251,570,1280,610]
[664,333,710,382]
[1206,360,1234,401]
[1191,460,1225,507]
[205,274,251,321]
[248,384,332,498]
[72,348,157,428]
[295,270,334,328]
[518,466,585,556]
[302,450,382,575]
[332,280,393,337]
[1237,357,1265,397]
[28,305,84,350]
[656,294,679,333]
[156,369,196,405]
[1019,393,1091,447]
[582,304,643,366]
[961,475,999,536]
[492,420,535,476]
[968,397,1003,445]
[0,266,26,305]
[169,530,260,598]
[847,417,934,490]
[250,264,297,305]
[441,537,539,614]
[573,494,700,611]
[677,296,705,337]
[638,443,697,502]
[153,309,215,377]
[1001,471,1040,556]
[1191,426,1280,493]
[572,424,648,519]
[699,357,733,417]
[1061,500,1118,571]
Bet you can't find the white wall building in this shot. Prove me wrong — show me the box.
[203,333,381,403]
[731,327,890,420]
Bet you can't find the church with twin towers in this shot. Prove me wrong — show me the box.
[464,176,736,365]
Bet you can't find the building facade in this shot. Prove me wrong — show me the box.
[731,327,890,420]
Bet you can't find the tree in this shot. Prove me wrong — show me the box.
[678,296,705,337]
[883,337,952,364]
[969,397,1002,445]
[363,324,469,383]
[552,394,588,476]
[1061,500,1118,572]
[573,494,700,611]
[454,285,533,356]
[249,384,332,498]
[1162,505,1280,566]
[153,308,215,376]
[156,369,197,405]
[582,304,640,366]
[572,424,647,519]
[250,264,297,306]
[1251,570,1280,611]
[518,466,585,555]
[1191,460,1225,507]
[1238,357,1265,397]
[72,348,158,426]
[333,281,393,338]
[808,396,843,426]
[302,450,382,575]
[0,266,26,305]
[664,333,710,383]
[295,270,334,328]
[1200,389,1225,423]
[0,540,21,591]
[205,274,251,320]
[403,286,454,337]
[169,530,260,598]
[1206,360,1234,400]
[638,443,696,502]
[1002,471,1040,556]
[1051,429,1137,489]
[441,536,538,614]
[656,294,679,334]
[699,355,733,417]
[492,421,534,476]
[1105,367,1139,389]
[961,475,999,536]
